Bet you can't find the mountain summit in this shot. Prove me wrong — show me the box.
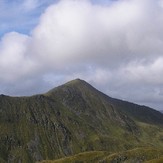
[47,78,163,125]
[0,79,163,162]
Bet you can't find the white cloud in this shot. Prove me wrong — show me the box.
[0,0,56,36]
[0,32,38,83]
[30,0,163,67]
[0,0,163,110]
[115,57,163,85]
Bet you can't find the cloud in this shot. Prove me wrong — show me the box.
[0,0,57,36]
[31,0,163,67]
[0,0,163,110]
[0,32,36,82]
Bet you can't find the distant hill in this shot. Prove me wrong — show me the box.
[0,79,163,162]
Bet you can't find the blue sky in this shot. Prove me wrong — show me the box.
[0,0,58,36]
[0,0,114,37]
[0,0,163,110]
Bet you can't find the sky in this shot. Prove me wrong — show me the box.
[0,0,163,110]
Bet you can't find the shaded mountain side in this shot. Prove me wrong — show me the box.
[0,79,163,162]
[106,97,163,126]
[47,79,163,126]
[46,79,140,134]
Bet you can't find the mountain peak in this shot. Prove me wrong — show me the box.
[1,79,163,162]
[46,78,93,95]
[46,79,163,126]
[65,78,85,85]
[64,78,93,88]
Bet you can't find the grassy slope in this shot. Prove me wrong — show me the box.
[40,151,109,163]
[145,157,163,163]
[0,79,163,162]
[39,147,163,163]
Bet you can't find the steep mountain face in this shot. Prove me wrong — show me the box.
[0,79,163,163]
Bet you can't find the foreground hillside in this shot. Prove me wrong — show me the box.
[40,147,163,163]
[0,79,163,162]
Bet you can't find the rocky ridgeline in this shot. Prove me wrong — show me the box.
[0,79,163,162]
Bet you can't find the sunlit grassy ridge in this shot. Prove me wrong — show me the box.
[0,79,163,162]
[40,151,109,163]
[39,147,163,163]
[145,156,163,163]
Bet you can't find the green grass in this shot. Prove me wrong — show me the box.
[39,151,109,163]
[103,147,163,163]
[1,79,163,162]
[145,156,163,163]
[39,147,163,163]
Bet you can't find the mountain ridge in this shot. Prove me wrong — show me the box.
[46,78,163,126]
[0,79,163,162]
